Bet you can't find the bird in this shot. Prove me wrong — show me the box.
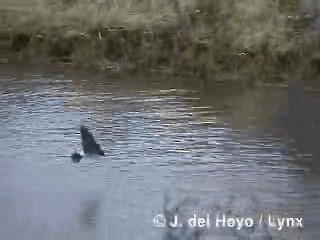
[72,125,105,163]
[71,151,83,163]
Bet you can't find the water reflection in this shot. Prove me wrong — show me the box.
[0,66,317,239]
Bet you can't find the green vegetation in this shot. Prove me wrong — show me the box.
[1,0,319,84]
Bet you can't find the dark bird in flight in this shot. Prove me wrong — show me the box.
[72,125,105,163]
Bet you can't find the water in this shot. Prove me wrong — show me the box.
[0,65,318,239]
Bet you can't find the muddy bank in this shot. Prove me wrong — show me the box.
[2,1,320,85]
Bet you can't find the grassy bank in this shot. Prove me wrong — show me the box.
[1,0,319,84]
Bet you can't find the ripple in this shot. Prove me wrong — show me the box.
[0,73,307,240]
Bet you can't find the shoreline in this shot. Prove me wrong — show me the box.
[1,1,320,88]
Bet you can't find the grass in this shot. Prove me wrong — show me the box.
[1,0,318,84]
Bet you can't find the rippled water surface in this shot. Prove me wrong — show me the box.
[0,66,318,239]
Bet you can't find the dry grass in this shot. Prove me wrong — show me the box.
[4,0,303,83]
[11,0,185,31]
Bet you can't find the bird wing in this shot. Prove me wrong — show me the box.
[80,125,104,156]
